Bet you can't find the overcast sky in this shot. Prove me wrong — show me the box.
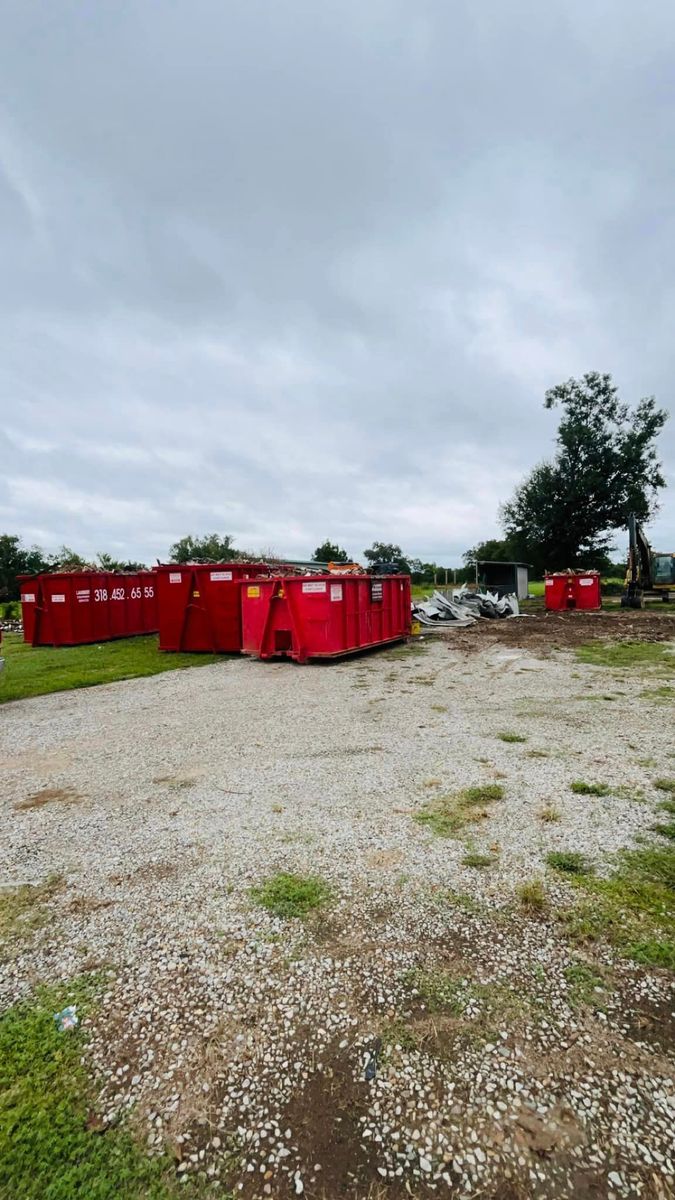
[1,0,674,566]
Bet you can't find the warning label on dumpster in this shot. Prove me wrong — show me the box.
[169,573,182,584]
[52,594,66,604]
[22,593,35,602]
[330,584,343,601]
[371,581,383,601]
[302,581,326,594]
[210,571,233,581]
[247,585,260,598]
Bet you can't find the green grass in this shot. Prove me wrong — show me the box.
[652,821,675,842]
[655,778,675,794]
[0,635,223,704]
[405,968,526,1029]
[414,785,504,838]
[461,852,495,869]
[250,872,331,919]
[563,960,609,1009]
[538,805,561,823]
[496,732,527,744]
[0,977,202,1200]
[576,640,675,671]
[570,781,611,797]
[547,851,592,875]
[561,845,675,970]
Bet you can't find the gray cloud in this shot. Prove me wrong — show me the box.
[1,0,673,565]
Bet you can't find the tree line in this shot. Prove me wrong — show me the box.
[1,373,667,599]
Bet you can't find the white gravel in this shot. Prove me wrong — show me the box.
[1,636,674,1198]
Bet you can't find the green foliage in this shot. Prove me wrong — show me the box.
[570,781,610,797]
[363,542,410,573]
[0,876,63,943]
[462,538,516,567]
[250,872,331,919]
[576,640,674,670]
[655,779,675,794]
[0,534,50,601]
[547,851,592,875]
[0,978,195,1200]
[561,845,675,969]
[414,785,504,837]
[97,553,147,572]
[500,373,668,574]
[312,540,349,564]
[652,821,675,842]
[0,635,221,705]
[169,533,252,564]
[497,731,527,744]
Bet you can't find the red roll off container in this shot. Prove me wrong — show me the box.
[545,571,601,611]
[21,571,158,646]
[155,562,271,652]
[241,573,412,662]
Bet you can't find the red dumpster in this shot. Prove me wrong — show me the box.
[23,570,159,646]
[545,571,601,611]
[241,573,412,662]
[155,562,270,652]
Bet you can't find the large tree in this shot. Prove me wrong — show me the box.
[363,541,410,573]
[169,533,241,563]
[501,373,667,573]
[313,540,349,563]
[0,534,50,600]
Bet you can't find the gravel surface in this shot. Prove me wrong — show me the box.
[1,634,674,1199]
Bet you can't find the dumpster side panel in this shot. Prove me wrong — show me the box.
[545,575,568,611]
[18,575,39,643]
[574,573,601,609]
[140,573,158,633]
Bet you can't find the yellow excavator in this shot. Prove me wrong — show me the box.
[621,513,675,607]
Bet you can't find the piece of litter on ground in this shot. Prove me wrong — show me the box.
[54,1005,78,1032]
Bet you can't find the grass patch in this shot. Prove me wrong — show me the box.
[547,851,592,875]
[658,799,675,816]
[0,976,200,1200]
[651,821,675,842]
[563,960,609,1009]
[538,806,561,823]
[518,878,547,914]
[250,872,331,919]
[561,845,675,970]
[525,749,549,759]
[496,732,527,744]
[0,634,223,705]
[414,785,504,838]
[570,781,611,797]
[405,969,526,1032]
[654,778,675,794]
[576,640,674,671]
[641,686,674,703]
[0,875,63,944]
[461,852,495,869]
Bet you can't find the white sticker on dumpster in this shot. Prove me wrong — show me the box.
[52,594,65,603]
[210,571,233,581]
[302,581,326,593]
[76,590,90,603]
[330,584,343,601]
[545,578,553,586]
[169,573,182,584]
[22,593,35,602]
[579,578,594,587]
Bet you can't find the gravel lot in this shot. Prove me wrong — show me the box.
[1,628,674,1199]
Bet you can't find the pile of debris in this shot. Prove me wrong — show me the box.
[412,588,520,628]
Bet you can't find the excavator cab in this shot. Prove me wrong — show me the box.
[621,514,675,606]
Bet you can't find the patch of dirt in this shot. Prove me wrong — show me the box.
[620,991,675,1055]
[13,785,82,811]
[108,861,181,885]
[366,849,404,869]
[442,610,675,655]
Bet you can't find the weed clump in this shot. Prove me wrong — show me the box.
[414,785,504,838]
[497,732,527,744]
[461,853,495,869]
[547,851,592,875]
[518,879,547,914]
[251,872,331,919]
[655,779,675,794]
[570,781,611,797]
[538,806,561,823]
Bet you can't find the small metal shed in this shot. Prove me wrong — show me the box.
[476,561,530,600]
